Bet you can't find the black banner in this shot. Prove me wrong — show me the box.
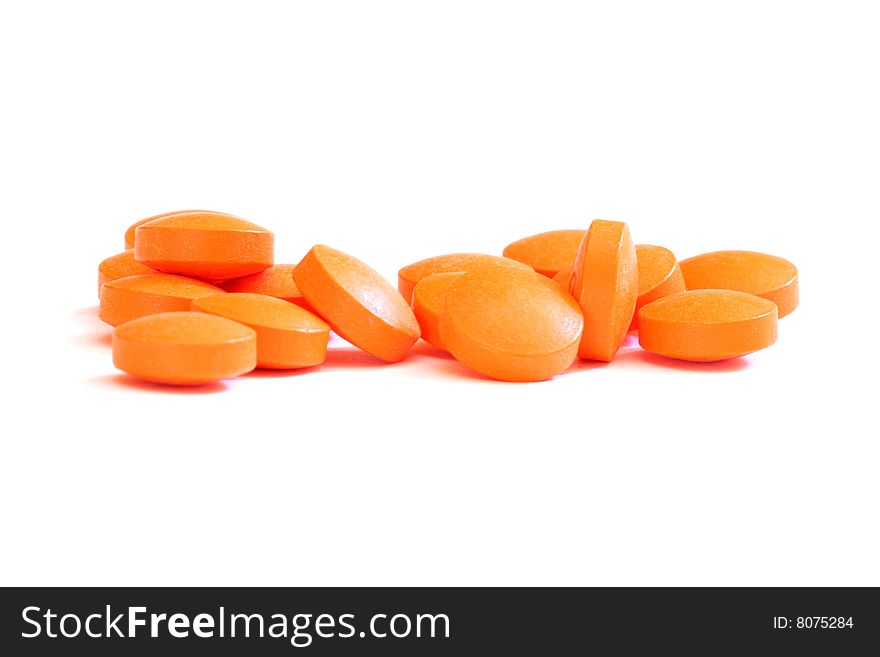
[1,587,877,654]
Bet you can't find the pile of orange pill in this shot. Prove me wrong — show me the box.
[96,210,798,385]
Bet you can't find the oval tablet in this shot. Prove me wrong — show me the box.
[124,209,216,250]
[638,290,778,362]
[680,250,798,318]
[439,268,583,382]
[100,274,225,327]
[135,211,274,280]
[192,293,330,369]
[113,311,256,385]
[412,272,464,350]
[502,229,585,277]
[98,250,156,298]
[630,244,686,329]
[398,253,532,304]
[220,264,309,308]
[571,220,638,361]
[294,245,420,362]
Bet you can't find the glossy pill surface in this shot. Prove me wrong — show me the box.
[412,272,463,350]
[135,211,274,280]
[220,264,309,308]
[638,289,778,362]
[192,293,330,369]
[571,220,638,361]
[398,253,532,304]
[631,244,686,329]
[502,229,585,277]
[680,250,798,318]
[294,245,420,362]
[439,268,583,382]
[99,274,225,326]
[98,250,156,298]
[112,311,257,385]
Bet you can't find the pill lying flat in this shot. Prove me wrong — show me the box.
[219,264,309,309]
[638,289,778,362]
[134,211,274,280]
[502,229,585,278]
[439,268,583,382]
[294,245,420,363]
[630,244,686,329]
[124,209,216,250]
[192,293,330,369]
[412,272,464,350]
[680,250,798,318]
[398,253,532,304]
[112,311,256,385]
[97,250,156,298]
[571,220,638,361]
[99,274,225,326]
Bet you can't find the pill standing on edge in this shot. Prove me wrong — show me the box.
[219,264,310,309]
[397,253,533,304]
[112,311,257,385]
[293,245,421,363]
[630,244,686,330]
[679,250,799,318]
[412,272,465,350]
[570,220,638,361]
[502,229,585,278]
[98,250,156,298]
[439,268,583,382]
[135,211,274,280]
[124,209,217,250]
[99,274,226,326]
[192,293,330,369]
[638,290,778,362]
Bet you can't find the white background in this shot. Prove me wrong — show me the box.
[1,1,878,586]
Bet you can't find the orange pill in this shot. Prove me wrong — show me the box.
[552,266,573,289]
[100,274,225,327]
[502,229,585,277]
[135,211,274,280]
[412,272,464,350]
[219,264,309,308]
[113,311,256,385]
[630,244,686,329]
[124,209,215,250]
[293,245,420,362]
[192,293,330,369]
[97,250,156,298]
[398,253,532,304]
[570,220,638,361]
[679,250,799,318]
[439,268,583,382]
[638,290,778,362]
